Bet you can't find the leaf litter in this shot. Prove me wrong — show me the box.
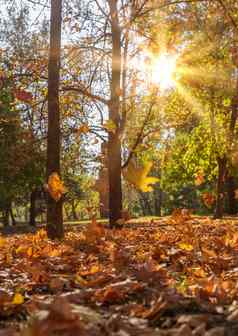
[1,215,238,335]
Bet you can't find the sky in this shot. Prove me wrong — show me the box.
[0,0,50,27]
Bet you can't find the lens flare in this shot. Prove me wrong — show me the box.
[151,54,177,90]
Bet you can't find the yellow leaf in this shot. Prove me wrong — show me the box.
[12,293,24,305]
[103,119,117,134]
[27,247,33,257]
[89,265,100,274]
[194,171,205,186]
[48,248,61,257]
[47,172,67,202]
[75,274,87,286]
[16,245,25,254]
[178,242,193,251]
[123,160,159,192]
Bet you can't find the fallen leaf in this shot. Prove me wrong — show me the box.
[12,293,24,305]
[178,242,194,251]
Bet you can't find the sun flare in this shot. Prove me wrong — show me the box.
[151,54,177,90]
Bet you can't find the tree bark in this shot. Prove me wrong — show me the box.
[10,206,16,226]
[29,189,37,226]
[3,209,9,227]
[154,187,162,216]
[226,74,238,215]
[46,0,64,239]
[108,0,122,227]
[214,157,227,219]
[139,192,153,216]
[71,201,78,221]
[226,175,237,214]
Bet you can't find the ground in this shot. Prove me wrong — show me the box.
[1,214,238,335]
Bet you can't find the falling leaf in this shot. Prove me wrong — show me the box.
[12,293,24,305]
[78,123,90,134]
[85,216,105,243]
[47,172,67,201]
[202,192,215,208]
[195,171,205,186]
[223,97,231,107]
[123,160,159,192]
[103,119,117,134]
[14,89,33,103]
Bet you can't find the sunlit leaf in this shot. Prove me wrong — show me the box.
[223,98,231,107]
[103,119,117,134]
[178,242,193,251]
[194,171,205,186]
[123,160,159,192]
[12,293,24,305]
[46,172,67,202]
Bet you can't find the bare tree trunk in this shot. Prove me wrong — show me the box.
[139,192,153,216]
[29,189,37,226]
[154,187,162,216]
[226,176,237,214]
[108,0,122,227]
[3,209,9,227]
[214,157,227,219]
[10,206,16,226]
[226,75,238,214]
[46,0,64,239]
[71,201,78,221]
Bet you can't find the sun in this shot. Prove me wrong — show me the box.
[151,54,177,90]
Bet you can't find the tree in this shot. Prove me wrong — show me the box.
[47,0,64,239]
[107,0,123,227]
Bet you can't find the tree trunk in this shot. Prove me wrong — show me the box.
[3,209,9,227]
[226,175,237,214]
[10,206,16,226]
[225,73,238,215]
[108,0,122,227]
[154,187,162,216]
[214,157,227,219]
[29,189,37,226]
[139,192,153,216]
[71,201,78,221]
[46,0,64,239]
